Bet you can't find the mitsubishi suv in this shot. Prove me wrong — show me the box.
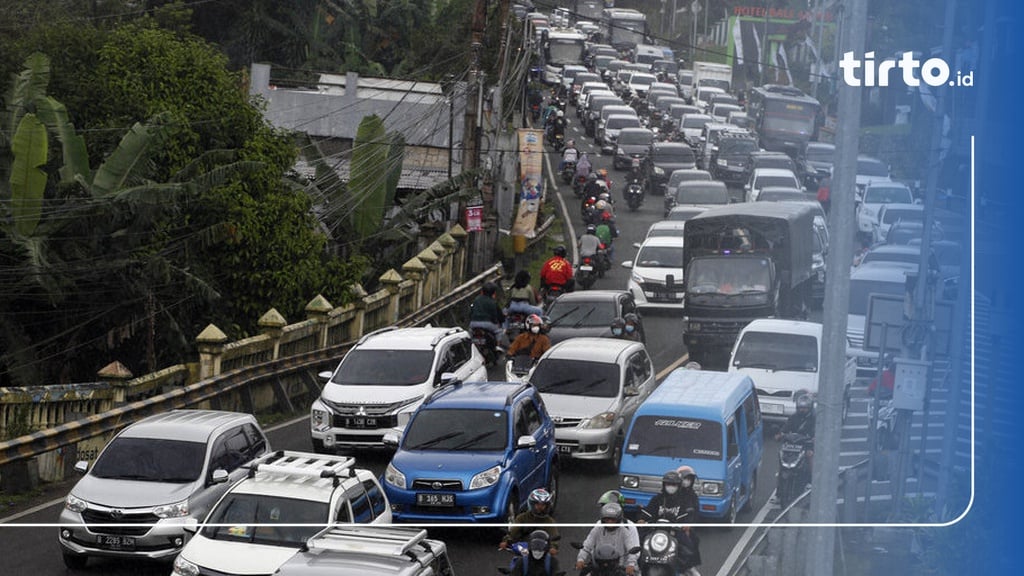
[382,380,559,524]
[310,326,488,451]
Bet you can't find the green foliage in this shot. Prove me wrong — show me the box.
[8,113,47,237]
[349,115,391,241]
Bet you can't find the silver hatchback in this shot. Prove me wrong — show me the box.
[57,410,270,568]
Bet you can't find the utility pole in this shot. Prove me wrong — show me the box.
[465,0,488,274]
[805,0,866,574]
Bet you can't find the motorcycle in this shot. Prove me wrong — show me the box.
[498,536,565,576]
[576,256,597,290]
[776,432,813,509]
[551,131,565,152]
[541,283,569,307]
[573,174,589,197]
[624,180,644,212]
[505,310,529,341]
[505,354,537,382]
[471,327,502,366]
[572,542,643,576]
[638,512,702,576]
[595,243,611,278]
[561,161,577,185]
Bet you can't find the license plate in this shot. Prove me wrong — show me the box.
[557,445,574,454]
[96,535,135,550]
[761,402,784,415]
[579,265,593,272]
[416,493,455,507]
[344,417,378,429]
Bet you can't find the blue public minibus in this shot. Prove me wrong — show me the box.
[618,369,763,522]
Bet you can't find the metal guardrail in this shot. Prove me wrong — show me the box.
[0,265,503,469]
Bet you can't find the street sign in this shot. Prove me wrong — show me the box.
[893,357,929,411]
[864,293,954,355]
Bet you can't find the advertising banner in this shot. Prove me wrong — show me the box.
[511,129,545,240]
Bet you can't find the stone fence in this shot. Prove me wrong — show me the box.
[0,225,474,485]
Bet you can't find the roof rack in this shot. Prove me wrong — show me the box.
[306,525,430,558]
[430,327,464,347]
[246,450,355,485]
[357,325,400,345]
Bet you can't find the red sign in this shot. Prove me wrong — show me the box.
[465,205,483,232]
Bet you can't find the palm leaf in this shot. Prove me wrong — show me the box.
[34,96,90,185]
[4,53,50,146]
[8,113,48,237]
[90,112,174,197]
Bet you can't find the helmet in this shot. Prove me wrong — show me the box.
[528,488,552,516]
[598,192,611,202]
[556,109,564,117]
[598,168,608,177]
[553,245,567,258]
[528,531,550,558]
[526,314,544,329]
[677,465,698,490]
[662,470,682,488]
[586,224,597,234]
[588,172,598,182]
[595,200,608,211]
[595,180,609,191]
[567,139,576,147]
[623,313,639,334]
[482,281,497,296]
[597,490,625,507]
[796,393,813,413]
[610,317,625,337]
[600,502,623,523]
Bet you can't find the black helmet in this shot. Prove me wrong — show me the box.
[553,245,567,258]
[482,281,497,296]
[662,470,682,488]
[586,224,597,234]
[796,393,813,413]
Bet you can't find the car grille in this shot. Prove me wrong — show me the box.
[757,388,793,398]
[81,509,158,536]
[412,479,463,491]
[552,416,584,428]
[322,399,409,416]
[640,282,683,302]
[199,566,273,576]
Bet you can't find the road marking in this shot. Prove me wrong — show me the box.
[714,497,774,576]
[656,353,690,381]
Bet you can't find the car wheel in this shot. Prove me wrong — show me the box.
[62,552,88,570]
[503,493,519,528]
[742,470,757,513]
[726,497,738,524]
[607,434,623,472]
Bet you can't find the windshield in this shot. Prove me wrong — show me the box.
[91,437,205,482]
[654,60,678,74]
[881,208,923,225]
[763,115,814,136]
[201,494,327,545]
[630,74,656,87]
[682,116,711,129]
[676,185,727,205]
[333,349,434,385]
[864,186,913,204]
[857,159,889,177]
[669,171,711,187]
[714,104,741,117]
[678,72,694,84]
[848,278,906,315]
[667,208,707,221]
[547,300,617,328]
[403,409,508,451]
[626,416,723,460]
[687,257,771,295]
[755,175,798,189]
[530,359,620,398]
[636,245,685,268]
[653,148,695,164]
[548,39,585,65]
[806,145,834,163]
[648,226,687,238]
[754,157,797,171]
[607,116,641,130]
[719,139,758,157]
[618,130,653,145]
[702,79,730,91]
[759,190,806,202]
[733,331,818,372]
[861,251,918,267]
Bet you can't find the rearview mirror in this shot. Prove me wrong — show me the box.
[632,242,642,249]
[74,461,89,474]
[383,431,401,448]
[318,371,333,382]
[209,469,229,486]
[516,435,538,450]
[623,386,640,397]
[621,261,634,269]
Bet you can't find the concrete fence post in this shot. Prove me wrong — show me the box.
[437,233,458,292]
[379,269,404,324]
[416,247,440,303]
[304,295,334,350]
[258,308,288,359]
[97,361,134,404]
[448,224,469,282]
[349,283,369,339]
[196,324,229,379]
[402,257,427,311]
[428,240,448,293]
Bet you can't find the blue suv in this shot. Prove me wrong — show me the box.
[382,381,559,524]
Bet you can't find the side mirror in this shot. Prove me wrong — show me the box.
[318,371,333,382]
[209,469,229,486]
[74,460,89,474]
[516,435,538,450]
[623,386,640,397]
[383,431,401,448]
[182,518,199,535]
[438,372,459,387]
[621,261,634,269]
[632,242,642,249]
[728,443,739,460]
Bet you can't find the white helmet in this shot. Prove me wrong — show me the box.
[595,200,608,210]
[595,180,609,191]
[556,109,564,117]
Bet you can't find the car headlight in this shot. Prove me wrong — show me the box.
[581,411,616,429]
[617,148,626,156]
[385,463,407,490]
[173,555,201,576]
[470,465,502,489]
[311,407,327,428]
[654,166,665,175]
[64,494,87,513]
[701,480,724,496]
[687,322,701,332]
[649,531,676,555]
[621,475,640,489]
[717,158,728,166]
[153,499,190,518]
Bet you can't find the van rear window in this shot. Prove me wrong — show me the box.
[625,416,723,460]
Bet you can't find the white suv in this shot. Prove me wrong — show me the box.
[310,326,488,451]
[623,236,687,309]
[173,451,390,576]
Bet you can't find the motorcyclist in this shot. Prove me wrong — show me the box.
[507,314,552,360]
[559,139,579,172]
[576,503,640,576]
[528,87,544,123]
[505,269,544,327]
[579,224,602,260]
[610,317,627,339]
[513,530,561,576]
[596,168,612,190]
[543,99,560,126]
[549,110,567,144]
[776,392,816,478]
[469,281,507,351]
[583,172,604,201]
[501,488,561,556]
[575,152,593,181]
[623,313,643,342]
[638,469,702,575]
[624,158,644,197]
[540,245,574,296]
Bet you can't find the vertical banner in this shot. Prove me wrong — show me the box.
[464,205,483,232]
[511,129,544,243]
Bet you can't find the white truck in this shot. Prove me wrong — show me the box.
[690,61,733,96]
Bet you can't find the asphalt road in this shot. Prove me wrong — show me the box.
[0,116,787,576]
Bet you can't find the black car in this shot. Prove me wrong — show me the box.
[643,142,697,195]
[612,128,655,170]
[742,151,799,185]
[584,95,625,137]
[802,142,835,186]
[708,134,759,185]
[545,290,644,345]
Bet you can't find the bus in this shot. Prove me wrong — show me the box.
[574,0,605,24]
[601,8,647,52]
[746,84,821,155]
[541,28,588,84]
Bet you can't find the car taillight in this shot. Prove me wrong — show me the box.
[584,257,592,264]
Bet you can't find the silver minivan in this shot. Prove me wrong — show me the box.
[527,338,657,471]
[58,410,270,568]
